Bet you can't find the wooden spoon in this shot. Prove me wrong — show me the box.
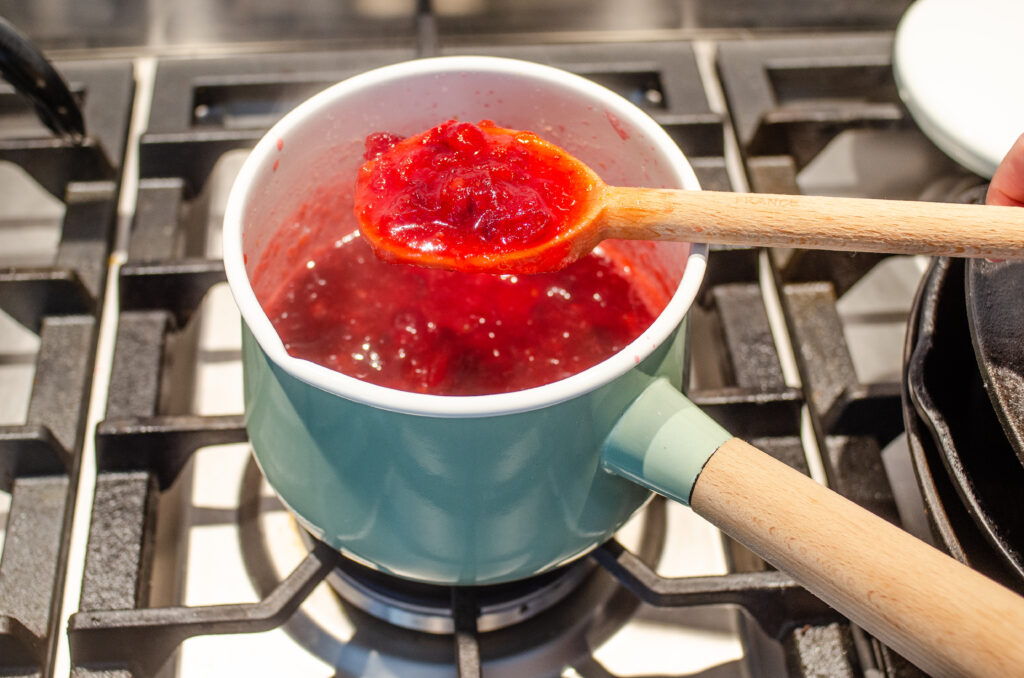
[355,122,1024,273]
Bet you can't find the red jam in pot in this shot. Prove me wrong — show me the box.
[255,125,669,397]
[354,119,597,267]
[261,236,659,396]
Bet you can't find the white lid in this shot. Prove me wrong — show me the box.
[894,0,1024,178]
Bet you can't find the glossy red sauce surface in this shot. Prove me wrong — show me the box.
[256,171,663,396]
[354,119,597,270]
[261,236,657,395]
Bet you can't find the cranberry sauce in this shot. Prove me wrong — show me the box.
[354,119,597,268]
[255,177,664,395]
[261,234,657,395]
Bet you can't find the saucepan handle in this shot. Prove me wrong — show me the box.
[0,16,84,139]
[601,378,1024,678]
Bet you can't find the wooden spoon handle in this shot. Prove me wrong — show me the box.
[691,438,1024,678]
[600,187,1024,259]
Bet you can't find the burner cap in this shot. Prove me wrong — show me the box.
[322,548,595,634]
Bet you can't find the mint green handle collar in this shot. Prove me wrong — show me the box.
[601,378,732,506]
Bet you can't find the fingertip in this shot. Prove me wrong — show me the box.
[986,132,1024,207]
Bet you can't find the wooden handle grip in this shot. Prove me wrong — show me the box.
[690,438,1024,678]
[601,187,1024,259]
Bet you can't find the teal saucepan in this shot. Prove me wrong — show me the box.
[223,57,1024,678]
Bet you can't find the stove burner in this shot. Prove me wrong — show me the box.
[230,450,663,667]
[314,538,595,634]
[230,452,667,676]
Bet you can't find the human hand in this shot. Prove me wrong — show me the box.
[987,132,1024,207]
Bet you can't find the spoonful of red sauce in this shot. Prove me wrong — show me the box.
[354,119,605,273]
[355,119,1024,272]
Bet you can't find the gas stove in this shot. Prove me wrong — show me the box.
[0,3,1013,677]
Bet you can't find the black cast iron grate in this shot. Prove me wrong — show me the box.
[717,35,910,511]
[63,35,951,678]
[0,60,133,677]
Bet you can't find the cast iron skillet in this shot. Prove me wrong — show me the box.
[0,16,84,139]
[906,257,1024,584]
[966,258,1024,467]
[902,257,1022,592]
